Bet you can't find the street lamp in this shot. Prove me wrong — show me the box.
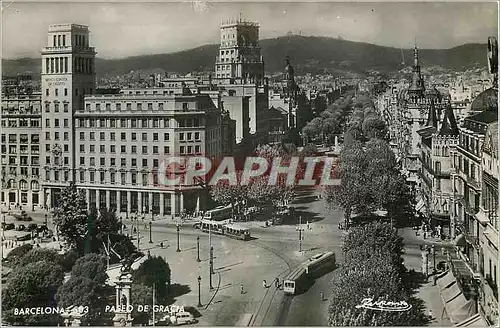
[296,216,304,252]
[149,221,153,243]
[120,216,123,235]
[431,245,436,273]
[176,224,180,252]
[44,214,48,226]
[197,276,202,307]
[209,246,214,290]
[151,209,154,221]
[196,236,201,262]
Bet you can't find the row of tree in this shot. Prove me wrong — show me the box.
[324,93,413,228]
[328,222,429,326]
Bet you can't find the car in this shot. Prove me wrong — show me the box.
[16,224,26,231]
[27,224,38,232]
[12,212,33,221]
[16,234,32,241]
[3,223,15,231]
[169,311,197,326]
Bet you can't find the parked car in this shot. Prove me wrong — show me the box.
[169,311,197,326]
[16,224,26,231]
[16,234,32,241]
[3,223,15,231]
[27,223,38,232]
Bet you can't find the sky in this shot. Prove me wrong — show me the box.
[2,1,498,59]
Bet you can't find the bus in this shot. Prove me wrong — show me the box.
[203,205,232,221]
[283,265,307,295]
[303,252,336,279]
[223,223,251,241]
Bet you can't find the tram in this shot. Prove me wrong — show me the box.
[283,252,336,295]
[196,220,251,241]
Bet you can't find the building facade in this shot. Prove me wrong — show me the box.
[1,92,42,209]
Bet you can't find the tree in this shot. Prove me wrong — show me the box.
[4,243,33,266]
[18,248,61,268]
[132,256,171,301]
[2,261,64,326]
[362,116,388,140]
[56,254,112,326]
[131,284,153,325]
[300,144,318,157]
[53,182,88,255]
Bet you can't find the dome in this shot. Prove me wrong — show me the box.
[471,87,498,112]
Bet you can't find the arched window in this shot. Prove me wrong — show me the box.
[7,179,16,189]
[31,180,40,190]
[19,180,28,190]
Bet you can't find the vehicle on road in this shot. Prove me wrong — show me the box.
[12,211,32,221]
[16,224,26,231]
[283,264,307,295]
[203,205,232,221]
[196,219,251,241]
[283,252,336,295]
[27,223,38,232]
[161,311,197,326]
[3,223,15,230]
[16,233,32,241]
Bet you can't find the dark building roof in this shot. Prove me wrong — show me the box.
[470,87,498,112]
[467,110,498,124]
[417,126,436,139]
[483,121,498,156]
[438,104,460,136]
[425,101,439,128]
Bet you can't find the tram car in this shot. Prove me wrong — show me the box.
[283,252,336,295]
[196,220,251,241]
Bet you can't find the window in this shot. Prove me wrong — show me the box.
[148,103,153,110]
[110,158,115,166]
[80,157,85,165]
[90,132,95,140]
[46,119,50,127]
[435,162,441,174]
[54,103,59,112]
[126,103,131,110]
[46,156,50,164]
[110,132,115,141]
[137,103,142,110]
[110,145,116,153]
[121,133,126,141]
[164,146,170,154]
[142,119,148,128]
[90,171,95,183]
[100,132,105,140]
[120,119,127,128]
[45,132,51,140]
[55,119,60,127]
[96,104,101,111]
[64,157,68,165]
[64,132,68,141]
[183,103,188,110]
[153,159,158,167]
[100,145,105,153]
[80,145,85,152]
[131,173,137,185]
[89,145,95,153]
[132,133,137,141]
[132,146,137,154]
[64,88,68,96]
[80,171,85,182]
[164,118,169,127]
[159,103,164,111]
[153,119,159,128]
[187,132,192,140]
[79,132,85,140]
[90,157,95,166]
[164,133,170,141]
[153,133,158,141]
[106,104,111,111]
[436,178,441,191]
[100,158,105,166]
[142,133,147,141]
[180,146,185,154]
[121,158,126,167]
[110,120,116,128]
[180,133,185,141]
[45,103,50,112]
[195,132,200,140]
[46,89,49,96]
[64,119,69,127]
[132,159,137,167]
[121,145,126,153]
[100,119,105,127]
[121,172,126,184]
[116,103,121,111]
[55,89,59,96]
[142,146,147,154]
[153,146,158,154]
[110,172,115,183]
[86,104,91,111]
[195,145,201,153]
[142,159,148,167]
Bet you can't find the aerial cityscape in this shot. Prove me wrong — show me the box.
[1,2,498,327]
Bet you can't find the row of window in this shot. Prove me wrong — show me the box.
[77,117,201,128]
[76,170,158,186]
[85,101,191,112]
[45,88,69,97]
[44,56,93,74]
[2,145,39,155]
[3,166,39,178]
[4,179,40,190]
[2,119,41,128]
[79,131,200,142]
[77,144,202,155]
[44,102,69,112]
[45,118,69,128]
[3,134,32,144]
[45,131,69,141]
[5,156,39,166]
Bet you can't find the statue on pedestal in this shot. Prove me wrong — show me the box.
[113,256,134,327]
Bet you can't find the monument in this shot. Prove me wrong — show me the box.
[113,257,134,326]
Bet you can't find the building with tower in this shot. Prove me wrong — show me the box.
[40,24,97,207]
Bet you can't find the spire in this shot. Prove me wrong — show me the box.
[408,41,425,97]
[425,100,438,128]
[438,103,459,136]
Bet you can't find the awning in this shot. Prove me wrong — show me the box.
[455,313,489,327]
[416,199,425,212]
[437,271,456,291]
[454,234,466,248]
[445,292,475,324]
[442,281,461,303]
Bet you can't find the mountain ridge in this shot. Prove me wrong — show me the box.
[2,35,488,77]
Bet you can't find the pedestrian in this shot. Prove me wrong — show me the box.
[428,310,434,320]
[160,242,164,248]
[275,277,279,288]
[433,274,437,286]
[240,284,244,294]
[320,292,324,301]
[262,279,267,288]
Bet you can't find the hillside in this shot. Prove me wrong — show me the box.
[2,35,488,78]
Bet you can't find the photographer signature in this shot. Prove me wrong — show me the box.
[355,298,412,312]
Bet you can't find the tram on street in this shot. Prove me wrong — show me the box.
[283,252,336,295]
[196,219,251,241]
[203,205,232,221]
